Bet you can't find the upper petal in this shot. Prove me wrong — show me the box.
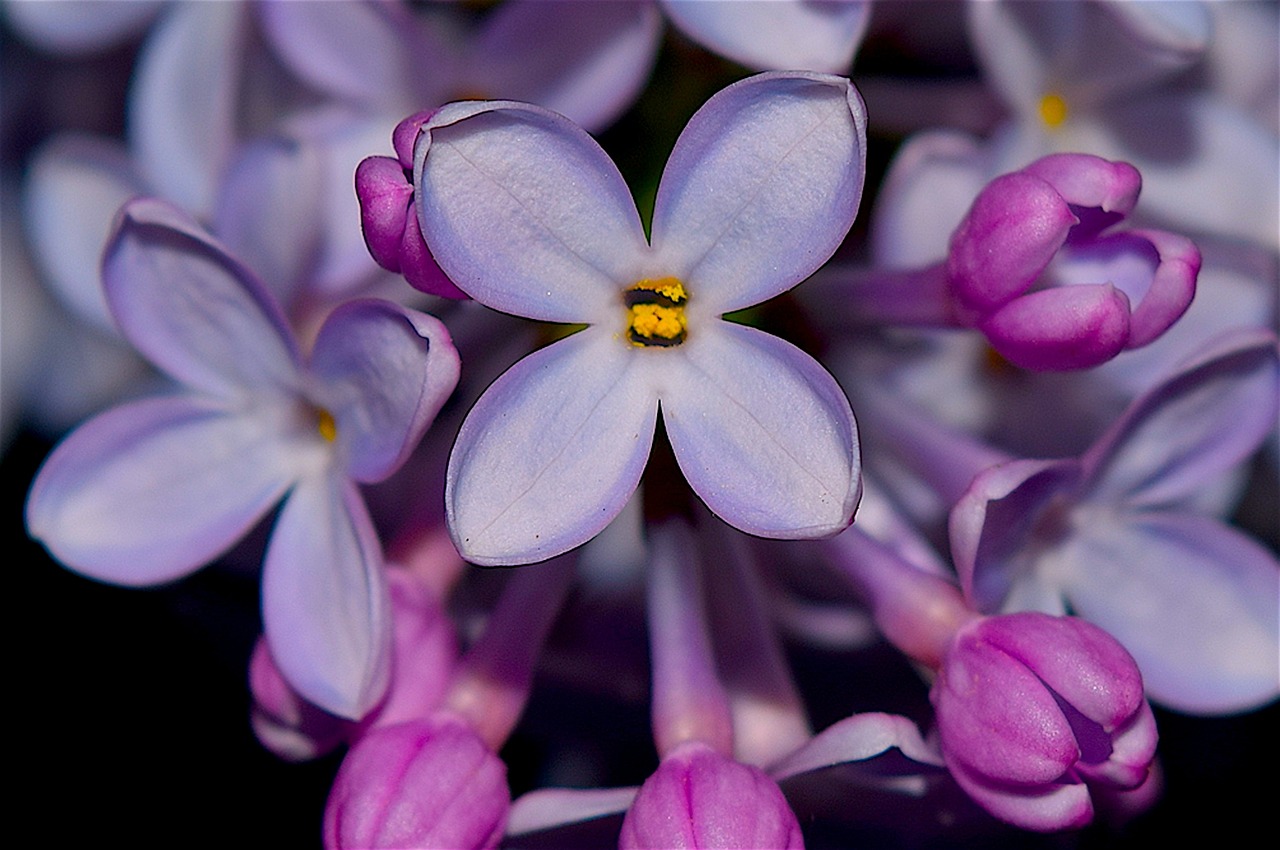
[103,198,301,398]
[26,395,300,585]
[650,71,867,314]
[661,322,859,539]
[446,328,658,566]
[414,100,648,322]
[262,473,392,720]
[309,300,460,484]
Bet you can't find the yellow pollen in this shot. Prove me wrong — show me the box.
[1038,93,1069,128]
[624,277,688,347]
[317,409,338,442]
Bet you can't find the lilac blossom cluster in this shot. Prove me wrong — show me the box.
[5,2,1277,848]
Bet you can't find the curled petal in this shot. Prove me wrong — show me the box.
[446,329,658,566]
[651,71,867,313]
[309,301,460,483]
[1021,154,1141,223]
[1074,700,1157,789]
[1121,229,1198,348]
[662,322,860,539]
[979,282,1131,371]
[354,155,413,273]
[415,100,648,323]
[947,758,1093,832]
[263,474,392,720]
[26,396,298,585]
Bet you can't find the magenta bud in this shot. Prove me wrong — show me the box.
[393,110,438,170]
[931,612,1157,831]
[323,715,510,850]
[619,741,803,850]
[249,638,348,762]
[355,155,414,273]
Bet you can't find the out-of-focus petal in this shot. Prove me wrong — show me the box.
[129,0,246,215]
[23,134,142,332]
[466,0,662,133]
[262,473,392,720]
[769,712,942,780]
[3,0,163,54]
[979,283,1131,371]
[1082,328,1280,508]
[415,100,648,322]
[1060,511,1280,714]
[651,71,866,314]
[446,328,658,566]
[662,0,870,73]
[507,787,638,837]
[103,198,301,397]
[26,396,300,585]
[309,301,460,483]
[662,322,859,539]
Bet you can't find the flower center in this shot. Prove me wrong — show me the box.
[625,277,688,347]
[1038,92,1069,128]
[317,408,338,443]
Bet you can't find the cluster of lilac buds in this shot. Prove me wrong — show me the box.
[7,2,1276,847]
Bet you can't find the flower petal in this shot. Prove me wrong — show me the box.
[979,282,1132,371]
[650,71,867,313]
[507,787,638,837]
[769,713,942,781]
[415,100,648,322]
[103,198,301,397]
[662,322,859,539]
[309,300,460,483]
[446,328,658,566]
[262,474,392,720]
[1082,328,1280,508]
[3,0,162,54]
[26,396,299,585]
[1060,511,1280,714]
[946,758,1093,832]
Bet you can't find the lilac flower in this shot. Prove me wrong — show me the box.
[25,198,460,719]
[951,329,1280,714]
[412,71,866,565]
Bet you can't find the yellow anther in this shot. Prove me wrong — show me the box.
[317,409,338,443]
[624,277,689,347]
[1038,93,1069,128]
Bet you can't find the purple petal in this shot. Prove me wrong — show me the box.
[414,100,648,322]
[650,71,867,314]
[662,322,860,539]
[128,0,246,215]
[1120,229,1199,348]
[980,283,1131,371]
[1060,511,1280,714]
[1020,154,1141,222]
[262,473,392,720]
[3,0,162,54]
[354,155,413,273]
[507,788,638,837]
[26,396,297,585]
[466,0,662,132]
[103,198,301,397]
[1082,328,1280,508]
[309,300,460,484]
[769,712,943,781]
[662,0,870,73]
[946,758,1093,832]
[1074,700,1157,789]
[446,328,658,566]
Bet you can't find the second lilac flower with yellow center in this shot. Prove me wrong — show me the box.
[413,71,867,565]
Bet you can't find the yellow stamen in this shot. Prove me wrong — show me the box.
[624,277,688,347]
[1038,93,1069,128]
[317,409,338,442]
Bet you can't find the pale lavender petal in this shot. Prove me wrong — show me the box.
[1083,328,1280,508]
[1060,511,1280,714]
[310,301,460,483]
[3,0,162,53]
[947,759,1093,832]
[26,396,298,585]
[262,473,392,720]
[446,328,658,566]
[129,0,246,215]
[769,712,943,781]
[23,134,142,332]
[662,0,870,73]
[103,198,301,397]
[466,0,662,132]
[662,322,859,539]
[414,100,648,322]
[979,283,1131,371]
[650,71,866,313]
[507,787,638,836]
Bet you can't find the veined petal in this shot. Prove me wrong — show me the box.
[415,100,648,322]
[262,474,392,720]
[26,395,300,585]
[651,71,866,314]
[103,198,301,397]
[309,300,460,484]
[1060,511,1280,714]
[661,322,859,539]
[1082,328,1280,508]
[447,328,658,566]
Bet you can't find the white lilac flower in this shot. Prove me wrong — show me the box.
[25,198,460,719]
[411,70,867,566]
